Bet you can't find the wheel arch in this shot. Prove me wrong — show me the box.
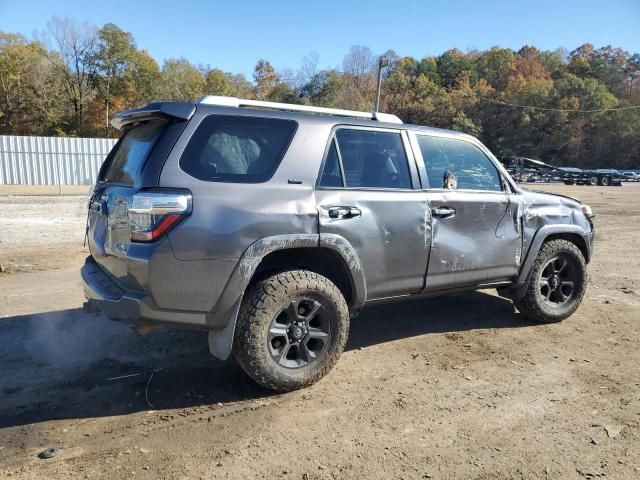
[207,234,365,360]
[251,247,359,308]
[543,232,590,263]
[513,225,592,300]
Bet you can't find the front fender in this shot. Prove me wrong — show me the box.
[511,224,593,300]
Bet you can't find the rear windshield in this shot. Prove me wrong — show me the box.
[101,121,166,185]
[179,115,297,183]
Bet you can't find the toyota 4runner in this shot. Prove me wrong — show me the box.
[82,96,594,391]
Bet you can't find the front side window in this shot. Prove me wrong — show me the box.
[416,135,502,191]
[180,115,297,183]
[319,128,412,189]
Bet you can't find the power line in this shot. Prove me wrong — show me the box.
[479,97,640,113]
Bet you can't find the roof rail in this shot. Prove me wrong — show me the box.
[197,95,403,124]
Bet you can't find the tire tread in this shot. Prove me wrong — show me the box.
[514,239,587,323]
[233,270,349,392]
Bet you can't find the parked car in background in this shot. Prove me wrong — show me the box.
[622,171,639,182]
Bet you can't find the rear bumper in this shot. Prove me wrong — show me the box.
[81,256,209,329]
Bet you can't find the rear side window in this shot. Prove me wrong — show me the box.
[180,115,297,183]
[102,120,166,185]
[416,135,502,191]
[318,140,343,187]
[319,128,412,189]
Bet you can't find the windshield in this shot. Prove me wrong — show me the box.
[101,120,167,185]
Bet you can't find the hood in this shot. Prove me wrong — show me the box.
[520,187,582,206]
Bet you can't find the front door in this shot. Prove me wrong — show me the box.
[315,127,429,300]
[411,132,522,291]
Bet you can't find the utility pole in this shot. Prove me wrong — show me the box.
[375,56,389,112]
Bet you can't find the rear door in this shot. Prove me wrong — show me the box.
[315,126,429,300]
[410,132,522,291]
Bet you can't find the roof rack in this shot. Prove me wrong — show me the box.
[197,95,403,124]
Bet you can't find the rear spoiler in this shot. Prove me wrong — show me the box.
[111,102,196,131]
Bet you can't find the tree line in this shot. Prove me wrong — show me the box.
[1,17,639,168]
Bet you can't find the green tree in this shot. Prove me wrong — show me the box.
[95,23,135,134]
[475,47,516,90]
[125,49,161,106]
[436,49,475,89]
[205,68,238,97]
[156,58,205,101]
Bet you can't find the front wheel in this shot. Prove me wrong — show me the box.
[514,239,587,323]
[233,270,349,392]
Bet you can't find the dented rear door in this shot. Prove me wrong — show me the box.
[316,127,429,300]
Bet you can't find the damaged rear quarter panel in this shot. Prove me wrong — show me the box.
[156,110,330,317]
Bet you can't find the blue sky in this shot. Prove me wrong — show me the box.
[2,0,639,78]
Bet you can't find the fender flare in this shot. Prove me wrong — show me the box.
[207,233,366,360]
[512,224,591,299]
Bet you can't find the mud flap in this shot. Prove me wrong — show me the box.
[208,297,243,361]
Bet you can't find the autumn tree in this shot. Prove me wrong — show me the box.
[0,33,54,134]
[253,59,278,100]
[2,17,639,168]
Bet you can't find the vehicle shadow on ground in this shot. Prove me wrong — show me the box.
[0,291,529,429]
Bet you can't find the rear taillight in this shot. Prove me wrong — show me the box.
[129,191,192,242]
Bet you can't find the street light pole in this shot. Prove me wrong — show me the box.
[375,56,389,113]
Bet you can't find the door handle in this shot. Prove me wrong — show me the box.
[328,206,362,219]
[432,206,456,219]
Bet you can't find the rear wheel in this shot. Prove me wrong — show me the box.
[600,176,609,186]
[589,176,598,186]
[514,239,587,323]
[233,270,349,392]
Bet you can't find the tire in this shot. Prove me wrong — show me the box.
[233,270,349,392]
[600,176,609,186]
[563,180,574,185]
[589,176,598,186]
[514,239,587,323]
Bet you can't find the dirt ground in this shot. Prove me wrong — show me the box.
[0,184,638,480]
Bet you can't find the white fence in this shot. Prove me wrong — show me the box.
[0,135,117,186]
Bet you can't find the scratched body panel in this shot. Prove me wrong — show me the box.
[315,189,428,299]
[424,190,521,290]
[518,189,592,266]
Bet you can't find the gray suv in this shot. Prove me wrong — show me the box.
[82,96,594,391]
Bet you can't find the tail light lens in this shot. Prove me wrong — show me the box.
[129,191,192,242]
